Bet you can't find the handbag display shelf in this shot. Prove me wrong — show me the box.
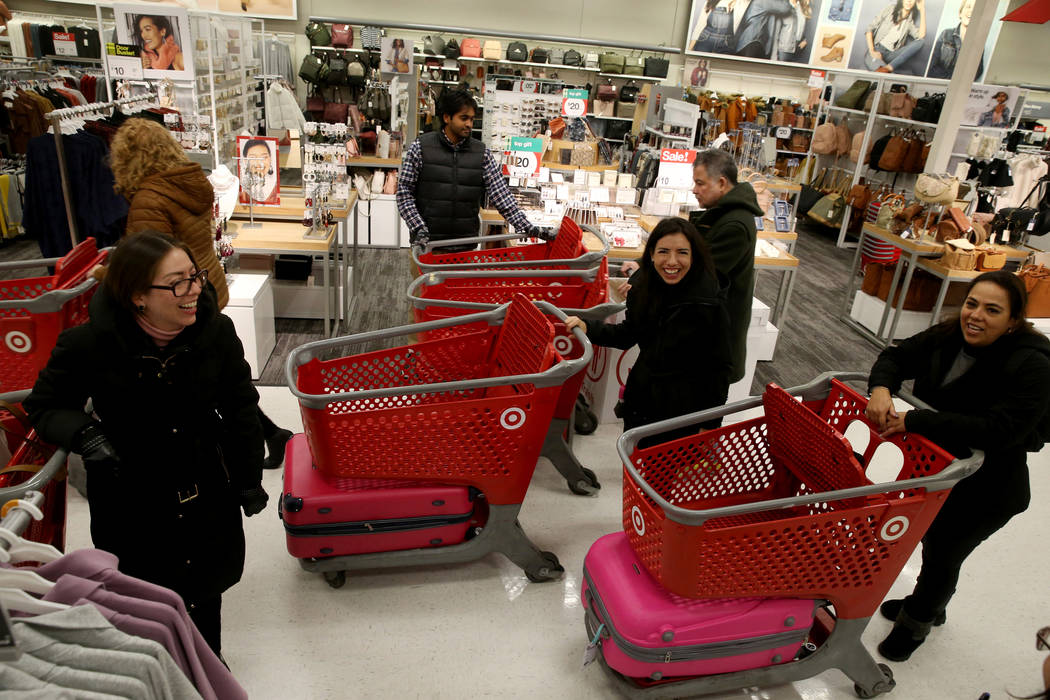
[805,69,967,249]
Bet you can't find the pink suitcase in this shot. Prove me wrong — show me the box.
[281,434,478,558]
[582,532,816,681]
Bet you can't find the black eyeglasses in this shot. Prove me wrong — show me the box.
[150,269,208,297]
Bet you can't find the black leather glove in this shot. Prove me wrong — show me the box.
[73,423,120,464]
[411,230,430,249]
[239,486,269,517]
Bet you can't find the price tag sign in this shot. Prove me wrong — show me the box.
[541,186,556,200]
[808,69,826,88]
[516,80,539,94]
[562,89,588,117]
[656,149,696,189]
[1035,125,1047,133]
[106,43,144,80]
[52,32,77,57]
[775,126,791,139]
[502,137,544,178]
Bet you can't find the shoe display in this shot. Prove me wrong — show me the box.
[822,33,846,48]
[821,46,844,63]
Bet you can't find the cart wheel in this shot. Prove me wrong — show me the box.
[854,664,895,698]
[573,397,598,435]
[567,467,601,496]
[323,570,347,589]
[524,551,564,583]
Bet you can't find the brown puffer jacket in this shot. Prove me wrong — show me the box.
[125,164,228,308]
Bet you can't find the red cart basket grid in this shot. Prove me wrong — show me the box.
[411,216,607,275]
[592,372,982,699]
[407,265,622,495]
[285,294,592,583]
[0,238,108,394]
[0,390,69,558]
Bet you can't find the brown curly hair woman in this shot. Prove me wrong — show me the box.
[109,118,228,307]
[108,119,293,468]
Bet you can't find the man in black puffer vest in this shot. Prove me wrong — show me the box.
[397,89,539,248]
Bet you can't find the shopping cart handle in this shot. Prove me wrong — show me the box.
[0,448,69,503]
[286,299,593,408]
[0,275,99,314]
[417,232,536,254]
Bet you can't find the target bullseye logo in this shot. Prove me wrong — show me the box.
[879,516,910,542]
[500,407,526,430]
[553,335,573,355]
[631,506,646,536]
[5,331,31,354]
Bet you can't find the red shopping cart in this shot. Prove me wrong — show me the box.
[0,238,108,394]
[285,294,592,586]
[406,266,622,495]
[0,390,68,555]
[587,372,982,699]
[412,216,607,275]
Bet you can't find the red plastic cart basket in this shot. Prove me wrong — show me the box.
[285,294,593,583]
[406,265,623,495]
[0,390,68,557]
[412,216,607,275]
[0,238,108,394]
[598,372,983,699]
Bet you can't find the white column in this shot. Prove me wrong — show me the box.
[925,0,1001,173]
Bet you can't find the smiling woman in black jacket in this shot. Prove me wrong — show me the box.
[565,217,733,438]
[866,270,1050,662]
[24,232,268,656]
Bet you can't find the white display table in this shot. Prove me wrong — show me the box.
[225,273,276,380]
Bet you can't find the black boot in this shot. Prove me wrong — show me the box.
[262,428,293,470]
[879,599,946,626]
[878,608,934,662]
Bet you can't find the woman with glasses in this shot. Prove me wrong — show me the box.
[25,232,268,657]
[110,118,293,468]
[865,271,1050,662]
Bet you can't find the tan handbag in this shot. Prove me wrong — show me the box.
[939,239,978,271]
[835,120,851,157]
[976,246,1006,271]
[483,40,502,59]
[1019,265,1050,317]
[915,173,959,205]
[812,122,837,154]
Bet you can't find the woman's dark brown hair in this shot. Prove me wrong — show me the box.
[936,270,1037,336]
[100,231,197,314]
[629,217,717,318]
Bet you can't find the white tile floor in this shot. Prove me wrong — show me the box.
[61,386,1050,700]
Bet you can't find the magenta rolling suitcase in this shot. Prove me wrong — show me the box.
[582,532,816,682]
[281,434,478,558]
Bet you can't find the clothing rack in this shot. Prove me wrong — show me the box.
[47,93,158,249]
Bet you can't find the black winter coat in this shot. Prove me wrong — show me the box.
[586,267,734,430]
[25,284,263,603]
[869,324,1050,517]
[690,182,763,382]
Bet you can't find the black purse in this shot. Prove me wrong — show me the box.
[326,52,348,86]
[563,49,582,66]
[619,84,640,103]
[644,56,669,78]
[507,41,528,61]
[912,93,945,123]
[444,39,460,58]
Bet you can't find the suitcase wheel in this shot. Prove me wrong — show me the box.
[567,467,601,496]
[524,551,564,583]
[323,570,347,589]
[854,663,895,698]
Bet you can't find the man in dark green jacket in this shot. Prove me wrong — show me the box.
[687,149,763,384]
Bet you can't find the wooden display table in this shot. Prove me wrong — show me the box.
[637,214,798,253]
[233,193,358,333]
[229,220,339,337]
[843,223,1029,347]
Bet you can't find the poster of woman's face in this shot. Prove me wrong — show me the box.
[114,4,195,81]
[238,136,280,206]
[962,85,1020,127]
[381,37,412,75]
[846,0,945,75]
[685,0,818,65]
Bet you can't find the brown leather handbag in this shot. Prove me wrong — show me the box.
[902,136,924,173]
[1019,265,1050,317]
[976,246,1007,271]
[835,120,851,157]
[878,134,908,172]
[889,93,916,119]
[939,239,978,270]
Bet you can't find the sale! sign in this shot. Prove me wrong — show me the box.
[503,137,544,178]
[561,88,588,118]
[52,32,77,57]
[655,149,696,189]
